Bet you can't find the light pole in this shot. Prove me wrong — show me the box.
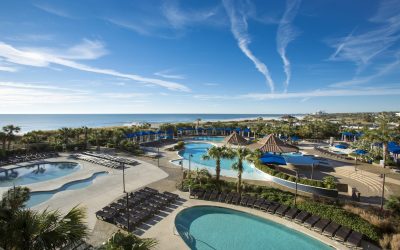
[121,162,126,193]
[188,154,193,178]
[311,163,314,180]
[294,170,299,206]
[126,192,130,231]
[157,144,160,167]
[380,173,386,213]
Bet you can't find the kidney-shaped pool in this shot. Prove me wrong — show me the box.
[175,206,332,250]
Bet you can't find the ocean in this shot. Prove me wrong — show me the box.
[0,114,304,133]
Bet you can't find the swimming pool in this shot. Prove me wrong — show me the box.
[186,136,225,142]
[26,171,108,207]
[0,162,80,187]
[175,206,331,250]
[173,142,266,180]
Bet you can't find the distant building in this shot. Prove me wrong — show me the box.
[313,110,327,115]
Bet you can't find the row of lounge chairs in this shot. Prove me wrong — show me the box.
[0,152,59,166]
[190,189,364,249]
[314,147,352,161]
[82,151,138,166]
[74,154,123,169]
[96,187,180,232]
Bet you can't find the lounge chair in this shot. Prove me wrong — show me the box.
[209,190,219,201]
[334,226,351,242]
[267,203,280,214]
[231,193,241,205]
[284,208,299,220]
[260,200,273,211]
[240,195,250,206]
[322,222,340,237]
[253,198,265,209]
[313,218,331,232]
[195,189,205,199]
[202,190,212,200]
[246,196,257,207]
[225,193,234,203]
[294,211,310,223]
[304,215,321,228]
[345,231,363,248]
[218,192,228,202]
[275,205,289,217]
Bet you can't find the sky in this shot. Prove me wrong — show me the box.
[0,0,400,114]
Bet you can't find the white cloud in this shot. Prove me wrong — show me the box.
[0,41,190,92]
[0,81,84,92]
[204,82,220,86]
[0,65,17,72]
[34,3,73,18]
[328,0,400,66]
[154,69,185,79]
[223,0,275,92]
[276,0,301,92]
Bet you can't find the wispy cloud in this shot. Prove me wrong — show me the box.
[222,0,275,92]
[154,69,185,80]
[0,81,84,92]
[33,3,73,19]
[0,40,190,92]
[204,82,220,86]
[193,86,400,100]
[330,54,400,87]
[328,0,400,67]
[0,65,17,72]
[276,0,301,92]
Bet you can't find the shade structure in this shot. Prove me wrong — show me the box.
[353,149,368,155]
[247,134,298,153]
[223,131,248,146]
[260,153,286,165]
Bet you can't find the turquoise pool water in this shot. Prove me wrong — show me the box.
[187,136,225,142]
[26,171,108,207]
[175,206,332,250]
[176,142,265,180]
[0,162,80,187]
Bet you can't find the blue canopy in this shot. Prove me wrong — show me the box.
[353,149,368,155]
[291,136,300,141]
[243,128,251,133]
[342,132,354,136]
[260,153,286,165]
[335,144,348,149]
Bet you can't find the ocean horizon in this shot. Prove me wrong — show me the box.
[0,114,305,133]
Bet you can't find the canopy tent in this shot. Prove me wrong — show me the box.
[353,149,368,155]
[223,131,248,146]
[260,153,286,165]
[247,134,298,153]
[389,142,400,154]
[290,136,300,142]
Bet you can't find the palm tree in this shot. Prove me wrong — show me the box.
[83,126,89,149]
[363,113,395,167]
[100,231,157,250]
[58,127,73,146]
[0,131,6,151]
[0,187,88,250]
[229,147,252,193]
[2,125,21,150]
[202,146,231,183]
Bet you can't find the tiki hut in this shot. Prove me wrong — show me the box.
[223,131,248,146]
[248,134,298,153]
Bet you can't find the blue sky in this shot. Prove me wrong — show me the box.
[0,0,400,114]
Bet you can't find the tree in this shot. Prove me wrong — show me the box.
[2,125,21,150]
[202,146,231,184]
[0,131,6,151]
[385,196,400,216]
[100,231,157,250]
[58,127,73,146]
[363,113,396,167]
[228,147,253,193]
[0,187,88,250]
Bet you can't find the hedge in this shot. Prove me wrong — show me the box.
[297,201,381,242]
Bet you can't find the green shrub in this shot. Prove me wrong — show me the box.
[297,201,381,242]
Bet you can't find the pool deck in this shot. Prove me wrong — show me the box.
[142,190,351,250]
[0,153,168,230]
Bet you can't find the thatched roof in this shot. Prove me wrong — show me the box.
[223,131,248,145]
[247,134,298,153]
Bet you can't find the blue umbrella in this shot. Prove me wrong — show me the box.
[335,144,348,149]
[260,153,286,165]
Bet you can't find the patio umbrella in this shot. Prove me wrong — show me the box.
[353,149,368,155]
[260,153,286,165]
[335,144,348,149]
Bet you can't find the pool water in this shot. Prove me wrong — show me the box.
[187,136,225,142]
[0,162,80,187]
[26,171,108,207]
[175,206,332,250]
[176,142,266,180]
